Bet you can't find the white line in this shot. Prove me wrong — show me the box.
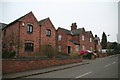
[75,71,92,78]
[104,62,116,68]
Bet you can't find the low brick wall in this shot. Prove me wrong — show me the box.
[2,57,82,74]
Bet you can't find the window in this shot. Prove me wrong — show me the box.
[4,29,6,36]
[99,48,101,52]
[58,45,61,52]
[90,47,92,51]
[90,38,92,42]
[46,29,51,37]
[82,35,84,41]
[25,43,34,52]
[82,45,85,50]
[75,45,79,51]
[58,35,62,41]
[98,41,100,45]
[27,24,33,33]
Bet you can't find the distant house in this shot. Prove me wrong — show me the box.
[56,23,95,54]
[2,11,56,57]
[94,35,102,53]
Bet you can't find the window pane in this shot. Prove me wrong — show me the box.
[82,35,84,41]
[27,25,33,33]
[25,43,34,52]
[46,29,51,37]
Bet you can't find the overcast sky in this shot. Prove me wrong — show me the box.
[0,0,119,42]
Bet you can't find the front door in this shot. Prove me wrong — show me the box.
[67,46,71,54]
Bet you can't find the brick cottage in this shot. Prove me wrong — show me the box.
[56,23,96,54]
[2,11,102,57]
[2,11,56,57]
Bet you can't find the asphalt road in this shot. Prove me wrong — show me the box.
[26,55,119,78]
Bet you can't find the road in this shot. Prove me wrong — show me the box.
[25,55,119,78]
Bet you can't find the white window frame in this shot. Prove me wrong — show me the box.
[82,45,85,50]
[58,35,62,41]
[90,38,92,42]
[58,45,61,52]
[82,35,84,41]
[75,45,79,51]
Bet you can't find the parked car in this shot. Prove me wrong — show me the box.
[80,50,96,59]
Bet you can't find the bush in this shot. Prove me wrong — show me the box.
[70,52,82,58]
[2,49,16,58]
[41,44,55,58]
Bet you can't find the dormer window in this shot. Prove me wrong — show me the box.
[46,29,51,37]
[27,24,33,33]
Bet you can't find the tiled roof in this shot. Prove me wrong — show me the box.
[59,27,85,35]
[2,11,33,30]
[0,23,7,29]
[39,18,49,25]
[68,39,80,45]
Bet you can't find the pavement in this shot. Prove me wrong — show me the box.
[2,59,89,79]
[26,54,118,78]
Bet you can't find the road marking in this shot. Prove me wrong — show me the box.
[75,71,92,78]
[104,62,116,68]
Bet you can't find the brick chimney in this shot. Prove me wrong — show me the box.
[71,23,77,30]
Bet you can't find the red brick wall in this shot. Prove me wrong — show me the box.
[2,22,19,54]
[40,18,56,49]
[57,28,68,53]
[85,32,95,52]
[19,12,40,56]
[79,30,87,51]
[2,12,41,56]
[2,57,82,74]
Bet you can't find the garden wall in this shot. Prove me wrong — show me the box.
[2,57,82,74]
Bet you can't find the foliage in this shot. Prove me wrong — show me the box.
[101,32,107,49]
[2,49,16,58]
[41,44,55,58]
[70,52,81,57]
[108,42,120,55]
[55,52,70,58]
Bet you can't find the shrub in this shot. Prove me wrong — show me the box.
[41,44,55,58]
[2,49,16,58]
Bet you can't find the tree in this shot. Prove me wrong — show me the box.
[101,32,107,49]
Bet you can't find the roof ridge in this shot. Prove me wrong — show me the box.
[2,11,33,29]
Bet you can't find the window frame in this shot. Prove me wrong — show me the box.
[58,35,62,41]
[75,45,79,51]
[90,38,92,42]
[82,45,85,50]
[46,29,51,37]
[27,24,33,33]
[25,43,34,52]
[58,45,61,52]
[82,35,84,41]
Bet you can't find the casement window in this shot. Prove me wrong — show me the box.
[58,45,61,52]
[98,48,101,52]
[82,35,84,41]
[46,29,51,37]
[75,45,79,51]
[58,35,62,41]
[25,43,34,52]
[82,45,85,50]
[27,24,33,33]
[90,38,92,42]
[90,47,92,51]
